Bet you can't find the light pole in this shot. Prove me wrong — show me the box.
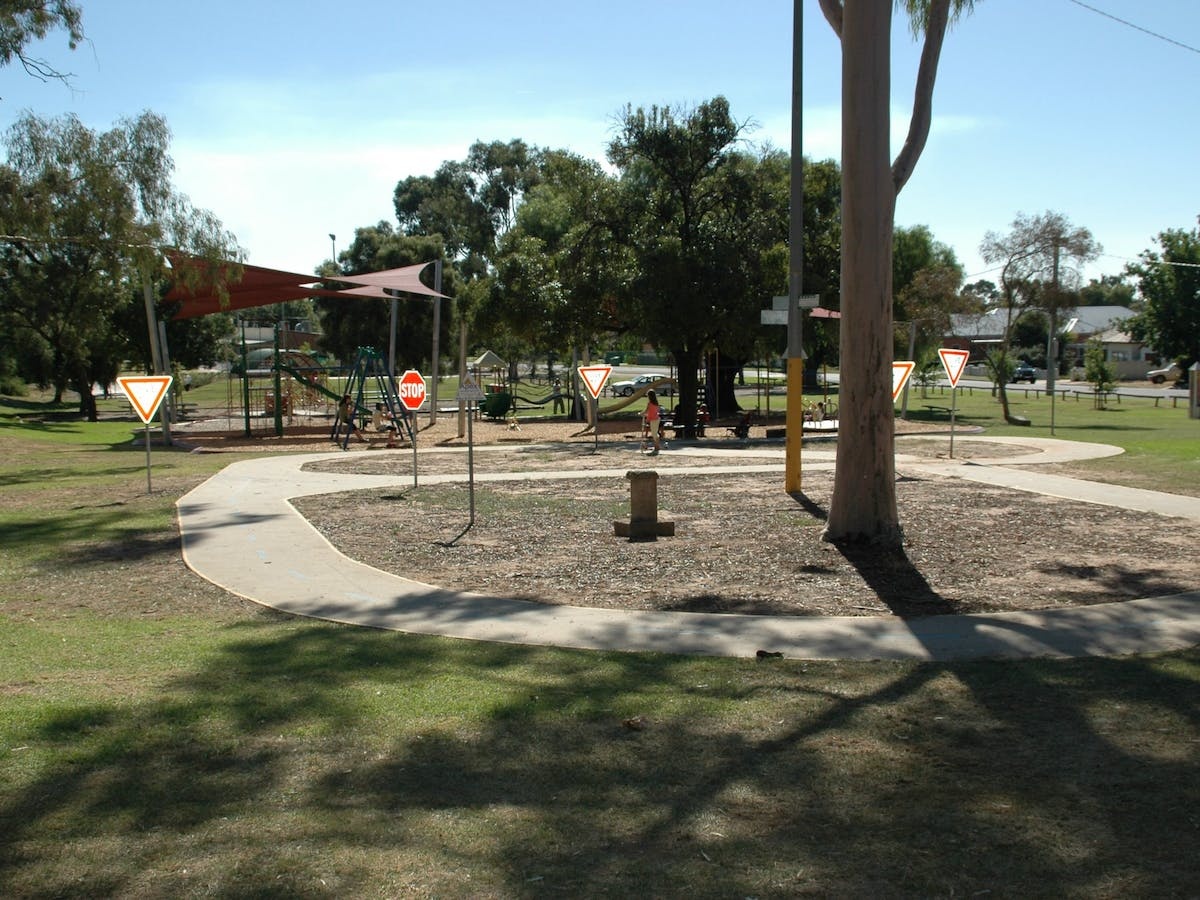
[329,233,336,265]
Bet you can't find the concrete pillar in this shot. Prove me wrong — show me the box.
[614,470,675,540]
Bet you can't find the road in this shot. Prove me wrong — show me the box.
[600,365,1190,405]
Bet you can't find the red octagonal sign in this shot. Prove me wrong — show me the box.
[397,369,427,411]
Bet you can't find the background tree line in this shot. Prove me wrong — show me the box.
[323,97,982,435]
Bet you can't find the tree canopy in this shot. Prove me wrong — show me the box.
[978,210,1099,419]
[0,0,84,85]
[1126,222,1200,371]
[0,110,240,415]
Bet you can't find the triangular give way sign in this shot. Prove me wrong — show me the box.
[117,375,173,424]
[578,365,613,400]
[892,361,916,401]
[938,349,970,388]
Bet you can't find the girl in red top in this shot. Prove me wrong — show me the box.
[644,389,662,455]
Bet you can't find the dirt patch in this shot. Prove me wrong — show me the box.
[291,439,1200,619]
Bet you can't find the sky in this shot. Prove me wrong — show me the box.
[4,0,1199,290]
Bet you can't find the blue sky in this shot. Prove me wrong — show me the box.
[4,0,1198,289]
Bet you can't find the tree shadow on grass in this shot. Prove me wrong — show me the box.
[1,617,1197,898]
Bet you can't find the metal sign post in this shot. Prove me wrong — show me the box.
[937,349,970,460]
[456,375,486,528]
[768,294,818,492]
[117,375,173,494]
[397,369,426,487]
[578,365,613,453]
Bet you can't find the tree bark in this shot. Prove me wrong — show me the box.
[822,0,902,546]
[672,346,702,438]
[892,0,951,194]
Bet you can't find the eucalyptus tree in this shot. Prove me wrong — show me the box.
[485,150,624,368]
[393,138,542,282]
[393,139,544,369]
[979,210,1099,420]
[1,0,84,85]
[817,0,978,546]
[0,110,239,418]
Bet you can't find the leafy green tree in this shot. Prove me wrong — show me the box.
[895,261,972,362]
[0,110,239,418]
[1078,274,1134,308]
[1010,310,1048,362]
[1083,337,1117,404]
[1126,223,1200,376]
[980,210,1099,422]
[962,278,1000,307]
[1,0,84,85]
[795,157,843,378]
[892,223,965,360]
[893,224,958,298]
[817,0,978,546]
[394,139,542,281]
[605,97,786,435]
[485,150,622,373]
[315,223,453,371]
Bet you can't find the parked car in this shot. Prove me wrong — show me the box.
[1010,363,1037,384]
[610,374,666,397]
[1146,363,1182,385]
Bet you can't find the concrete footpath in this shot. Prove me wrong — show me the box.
[176,438,1200,661]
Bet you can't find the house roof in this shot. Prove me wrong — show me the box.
[948,306,1135,340]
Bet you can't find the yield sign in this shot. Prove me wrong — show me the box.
[892,361,916,401]
[578,365,613,400]
[117,375,173,424]
[938,348,971,388]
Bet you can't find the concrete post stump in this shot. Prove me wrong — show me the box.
[614,469,675,541]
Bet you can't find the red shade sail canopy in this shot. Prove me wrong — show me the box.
[163,254,448,320]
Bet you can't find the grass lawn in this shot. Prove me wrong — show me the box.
[1,389,1198,898]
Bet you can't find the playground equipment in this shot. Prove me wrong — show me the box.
[328,347,417,450]
[510,385,571,413]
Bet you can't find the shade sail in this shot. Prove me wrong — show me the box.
[164,254,448,320]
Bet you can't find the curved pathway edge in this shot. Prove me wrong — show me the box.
[176,439,1200,661]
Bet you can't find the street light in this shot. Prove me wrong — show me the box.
[329,233,336,264]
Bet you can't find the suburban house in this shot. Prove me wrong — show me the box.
[944,305,1155,379]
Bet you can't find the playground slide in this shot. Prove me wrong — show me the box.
[277,363,348,406]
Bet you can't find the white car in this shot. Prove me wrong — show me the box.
[610,374,666,397]
[1146,363,1182,385]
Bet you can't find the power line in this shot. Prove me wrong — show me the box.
[1066,0,1200,56]
[1099,252,1200,269]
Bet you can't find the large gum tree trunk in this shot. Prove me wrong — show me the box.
[822,0,901,546]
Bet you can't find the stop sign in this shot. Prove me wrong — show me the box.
[397,369,427,411]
